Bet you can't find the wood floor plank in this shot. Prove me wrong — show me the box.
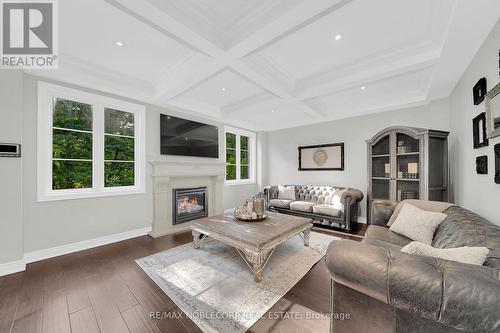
[41,289,70,333]
[0,272,24,333]
[70,307,101,333]
[85,275,130,333]
[11,263,45,333]
[122,305,161,333]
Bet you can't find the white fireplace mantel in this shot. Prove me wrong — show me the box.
[150,160,226,178]
[149,160,225,238]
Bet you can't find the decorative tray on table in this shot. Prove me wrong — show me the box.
[234,214,268,222]
[233,195,268,222]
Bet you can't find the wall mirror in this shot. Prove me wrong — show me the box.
[485,82,500,138]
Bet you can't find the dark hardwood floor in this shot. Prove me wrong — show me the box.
[0,226,365,333]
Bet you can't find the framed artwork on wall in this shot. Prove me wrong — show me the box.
[298,143,344,171]
[473,77,487,105]
[476,155,488,174]
[495,144,500,184]
[473,112,489,148]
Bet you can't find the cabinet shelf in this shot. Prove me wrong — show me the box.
[372,154,390,158]
[397,152,420,156]
[372,177,389,180]
[397,178,420,182]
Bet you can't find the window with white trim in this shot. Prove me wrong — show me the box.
[38,82,145,201]
[224,126,256,184]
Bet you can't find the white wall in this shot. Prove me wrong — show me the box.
[449,20,500,225]
[21,75,256,253]
[263,100,451,220]
[0,70,24,264]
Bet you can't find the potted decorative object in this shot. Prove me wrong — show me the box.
[234,193,267,222]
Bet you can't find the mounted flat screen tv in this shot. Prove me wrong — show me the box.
[160,114,219,158]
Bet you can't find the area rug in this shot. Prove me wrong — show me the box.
[136,231,338,333]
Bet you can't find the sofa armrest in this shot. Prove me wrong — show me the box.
[341,188,364,206]
[325,240,500,332]
[371,200,398,226]
[263,186,278,208]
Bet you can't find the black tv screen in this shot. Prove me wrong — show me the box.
[160,114,219,158]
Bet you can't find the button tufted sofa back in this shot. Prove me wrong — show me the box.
[294,185,344,204]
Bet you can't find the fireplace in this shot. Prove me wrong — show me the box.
[173,187,208,225]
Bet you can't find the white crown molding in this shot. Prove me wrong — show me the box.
[221,92,276,114]
[165,97,222,119]
[152,51,209,93]
[242,53,297,91]
[140,0,304,50]
[294,42,440,99]
[25,53,156,102]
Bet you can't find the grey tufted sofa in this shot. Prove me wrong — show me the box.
[263,185,363,232]
[325,200,500,333]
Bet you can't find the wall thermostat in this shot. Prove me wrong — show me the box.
[0,143,21,157]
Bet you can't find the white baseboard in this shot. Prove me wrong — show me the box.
[24,226,152,264]
[0,226,151,277]
[0,259,26,277]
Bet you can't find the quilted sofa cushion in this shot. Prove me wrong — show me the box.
[290,201,316,213]
[312,204,341,217]
[269,199,293,209]
[295,185,338,204]
[432,206,500,269]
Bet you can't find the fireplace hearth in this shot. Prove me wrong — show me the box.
[173,187,208,225]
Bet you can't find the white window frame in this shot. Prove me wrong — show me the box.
[224,126,256,186]
[37,82,146,202]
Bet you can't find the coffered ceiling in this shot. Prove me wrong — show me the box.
[28,0,500,131]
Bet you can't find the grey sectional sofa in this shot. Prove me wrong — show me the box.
[325,200,500,333]
[263,185,363,232]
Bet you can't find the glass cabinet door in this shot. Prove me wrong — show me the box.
[395,133,420,201]
[371,134,391,200]
[371,131,421,202]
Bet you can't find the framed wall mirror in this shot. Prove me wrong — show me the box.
[485,82,500,138]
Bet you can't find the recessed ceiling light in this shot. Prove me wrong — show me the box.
[271,110,275,113]
[221,87,226,92]
[334,35,342,41]
[115,41,124,47]
[361,86,366,90]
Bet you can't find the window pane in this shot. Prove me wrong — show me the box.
[105,162,134,187]
[240,135,249,151]
[226,148,236,164]
[240,150,248,164]
[53,98,92,131]
[53,160,92,190]
[105,108,134,136]
[226,164,236,180]
[241,165,249,180]
[105,135,134,161]
[53,129,92,159]
[226,133,236,149]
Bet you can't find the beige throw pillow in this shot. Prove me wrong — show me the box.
[387,199,453,226]
[401,241,489,266]
[278,185,296,200]
[389,203,447,244]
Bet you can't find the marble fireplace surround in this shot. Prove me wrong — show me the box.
[149,161,225,238]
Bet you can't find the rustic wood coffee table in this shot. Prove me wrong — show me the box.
[191,212,313,282]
